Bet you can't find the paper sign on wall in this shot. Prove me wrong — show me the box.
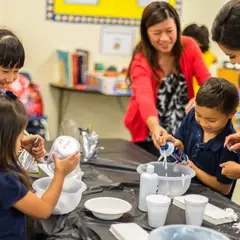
[100,26,135,56]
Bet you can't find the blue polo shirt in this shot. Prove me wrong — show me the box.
[0,170,28,240]
[175,108,239,199]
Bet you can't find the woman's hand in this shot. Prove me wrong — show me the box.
[21,135,46,160]
[151,125,168,149]
[224,132,240,151]
[146,116,168,149]
[185,97,195,114]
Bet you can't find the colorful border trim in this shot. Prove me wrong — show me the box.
[46,0,182,26]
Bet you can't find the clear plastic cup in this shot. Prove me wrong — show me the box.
[146,195,171,228]
[185,194,208,226]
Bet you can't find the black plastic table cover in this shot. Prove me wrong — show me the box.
[27,139,240,240]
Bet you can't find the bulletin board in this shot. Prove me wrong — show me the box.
[46,0,183,26]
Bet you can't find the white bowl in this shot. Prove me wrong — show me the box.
[48,163,83,179]
[84,197,132,220]
[33,177,87,215]
[148,225,230,240]
[137,162,195,198]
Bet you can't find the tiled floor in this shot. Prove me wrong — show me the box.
[232,180,240,205]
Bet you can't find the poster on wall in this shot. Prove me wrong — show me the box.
[100,27,135,55]
[46,0,182,26]
[64,0,98,4]
[138,0,168,7]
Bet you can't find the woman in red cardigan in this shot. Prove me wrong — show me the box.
[124,1,211,156]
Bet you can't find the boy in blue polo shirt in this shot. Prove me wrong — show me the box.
[164,77,239,199]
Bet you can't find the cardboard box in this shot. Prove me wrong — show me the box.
[85,72,132,95]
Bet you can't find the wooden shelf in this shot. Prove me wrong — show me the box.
[50,83,131,97]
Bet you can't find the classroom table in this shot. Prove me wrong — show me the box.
[27,139,240,240]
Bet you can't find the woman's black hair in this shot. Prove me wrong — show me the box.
[212,0,240,50]
[127,1,182,83]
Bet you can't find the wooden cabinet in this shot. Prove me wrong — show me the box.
[217,67,240,131]
[217,67,240,89]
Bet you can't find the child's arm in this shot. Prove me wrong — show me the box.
[14,152,80,219]
[14,171,64,219]
[187,160,232,195]
[220,161,240,179]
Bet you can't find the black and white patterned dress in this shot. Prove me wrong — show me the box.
[146,73,189,141]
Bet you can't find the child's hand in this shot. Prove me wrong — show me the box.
[21,135,46,160]
[220,161,240,179]
[160,134,184,151]
[186,160,197,171]
[53,152,80,177]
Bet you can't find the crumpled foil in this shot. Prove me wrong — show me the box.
[80,126,98,162]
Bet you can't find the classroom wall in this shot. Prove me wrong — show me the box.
[0,1,6,25]
[181,0,228,76]
[1,0,228,140]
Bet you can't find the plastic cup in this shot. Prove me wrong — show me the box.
[146,195,171,228]
[185,194,208,226]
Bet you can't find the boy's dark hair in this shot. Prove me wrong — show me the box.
[182,24,210,53]
[212,0,240,50]
[196,77,239,115]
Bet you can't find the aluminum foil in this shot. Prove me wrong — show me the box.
[18,149,34,171]
[80,127,98,162]
[47,136,81,162]
[46,136,81,175]
[18,134,39,172]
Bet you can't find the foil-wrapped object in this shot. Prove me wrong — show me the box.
[47,136,81,163]
[80,125,99,162]
[46,136,82,177]
[18,132,39,173]
[18,149,34,171]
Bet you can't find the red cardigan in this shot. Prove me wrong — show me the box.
[124,36,211,142]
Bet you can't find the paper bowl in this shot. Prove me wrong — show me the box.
[84,197,132,220]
